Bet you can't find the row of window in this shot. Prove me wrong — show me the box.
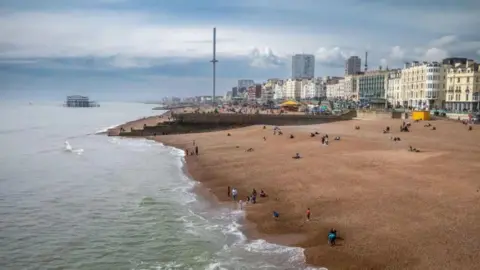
[448,69,477,73]
[448,77,480,83]
[407,91,440,99]
[404,75,446,82]
[446,94,477,101]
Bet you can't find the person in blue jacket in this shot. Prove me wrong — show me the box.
[328,228,337,246]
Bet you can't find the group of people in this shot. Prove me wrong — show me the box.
[184,143,199,156]
[228,187,267,210]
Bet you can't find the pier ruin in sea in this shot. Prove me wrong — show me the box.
[64,95,100,108]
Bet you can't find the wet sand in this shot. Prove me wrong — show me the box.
[120,118,480,269]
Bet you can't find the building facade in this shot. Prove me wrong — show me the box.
[284,79,302,100]
[386,70,403,107]
[445,60,480,111]
[401,61,445,110]
[326,79,345,99]
[300,78,324,99]
[273,80,285,100]
[345,56,361,76]
[344,75,359,100]
[247,86,256,102]
[292,54,315,79]
[237,79,255,95]
[357,70,389,106]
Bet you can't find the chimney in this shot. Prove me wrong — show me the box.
[404,62,410,69]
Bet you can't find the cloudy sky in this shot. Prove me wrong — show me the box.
[1,0,479,101]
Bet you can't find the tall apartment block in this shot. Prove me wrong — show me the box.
[292,54,315,79]
[345,56,362,76]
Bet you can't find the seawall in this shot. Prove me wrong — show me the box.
[355,110,403,120]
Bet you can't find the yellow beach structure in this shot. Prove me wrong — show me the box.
[411,111,431,121]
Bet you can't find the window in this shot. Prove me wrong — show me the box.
[457,78,460,83]
[466,94,469,101]
[467,77,470,83]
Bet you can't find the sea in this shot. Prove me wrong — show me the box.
[0,101,324,270]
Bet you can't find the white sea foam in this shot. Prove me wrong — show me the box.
[94,124,122,134]
[64,141,84,155]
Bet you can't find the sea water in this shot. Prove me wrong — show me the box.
[0,101,325,270]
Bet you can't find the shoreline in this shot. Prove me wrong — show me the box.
[148,135,318,269]
[111,115,480,270]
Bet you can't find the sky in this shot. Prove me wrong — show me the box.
[1,0,480,101]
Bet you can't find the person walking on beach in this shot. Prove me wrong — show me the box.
[231,188,238,201]
[306,208,311,221]
[227,186,231,197]
[328,229,337,246]
[195,146,199,155]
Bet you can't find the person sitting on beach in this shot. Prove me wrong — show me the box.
[292,153,301,159]
[251,194,257,204]
[424,123,432,127]
[263,136,267,141]
[290,134,295,139]
[278,131,283,135]
[315,131,319,135]
[409,146,420,152]
[263,125,266,129]
[273,211,279,219]
[355,125,360,130]
[246,148,254,152]
[328,229,337,246]
[432,126,436,130]
[252,189,257,196]
[321,136,325,144]
[468,125,473,131]
[324,137,329,145]
[310,133,315,137]
[227,133,231,136]
[334,136,340,141]
[260,190,267,197]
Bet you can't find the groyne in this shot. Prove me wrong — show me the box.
[112,110,357,137]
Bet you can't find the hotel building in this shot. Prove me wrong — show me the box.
[445,60,480,111]
[357,70,389,107]
[401,61,445,110]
